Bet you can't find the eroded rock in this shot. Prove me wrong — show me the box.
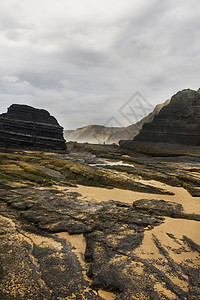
[0,104,67,151]
[120,89,200,155]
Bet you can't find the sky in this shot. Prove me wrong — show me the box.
[0,0,200,129]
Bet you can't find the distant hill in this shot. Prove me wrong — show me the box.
[64,99,170,144]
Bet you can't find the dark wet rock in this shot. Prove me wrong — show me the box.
[133,199,183,213]
[0,104,66,151]
[183,185,200,197]
[182,235,200,254]
[5,188,162,234]
[133,199,200,221]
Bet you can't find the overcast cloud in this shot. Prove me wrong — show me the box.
[0,0,200,129]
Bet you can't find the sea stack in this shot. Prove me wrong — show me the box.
[120,89,200,153]
[0,104,67,151]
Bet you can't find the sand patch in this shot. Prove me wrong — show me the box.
[98,289,116,300]
[60,182,200,215]
[135,179,200,214]
[135,217,200,258]
[54,232,89,280]
[156,217,200,244]
[55,232,86,258]
[27,233,62,250]
[133,217,200,295]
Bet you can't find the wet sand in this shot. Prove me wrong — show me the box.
[98,290,116,300]
[51,181,200,299]
[133,217,200,298]
[135,217,200,258]
[63,180,200,214]
[55,232,87,278]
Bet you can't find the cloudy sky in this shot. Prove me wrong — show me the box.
[0,0,200,129]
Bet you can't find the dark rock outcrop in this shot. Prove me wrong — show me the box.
[132,199,200,220]
[120,89,200,153]
[0,104,66,151]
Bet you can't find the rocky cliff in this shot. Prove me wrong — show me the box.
[120,89,200,153]
[64,100,169,144]
[0,104,66,151]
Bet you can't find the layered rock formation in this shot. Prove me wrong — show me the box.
[120,89,200,153]
[64,100,170,144]
[0,104,66,151]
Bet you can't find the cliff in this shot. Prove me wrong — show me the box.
[0,104,66,151]
[120,89,200,154]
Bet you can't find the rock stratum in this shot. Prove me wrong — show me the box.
[120,89,200,155]
[0,104,66,151]
[64,100,170,144]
